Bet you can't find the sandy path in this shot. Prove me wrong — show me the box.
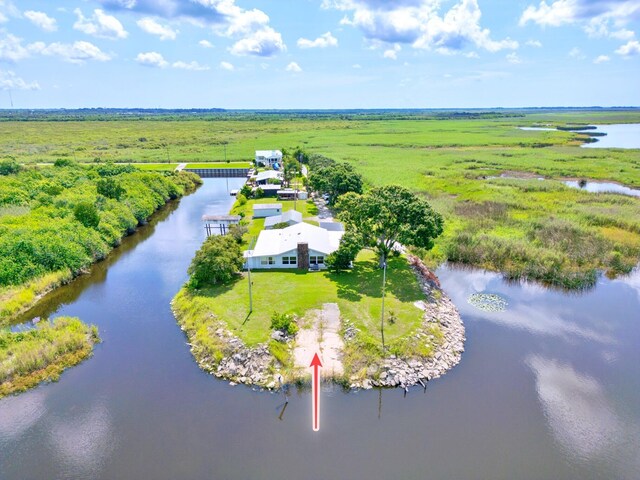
[293,303,344,377]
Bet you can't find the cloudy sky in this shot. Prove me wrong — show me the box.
[1,0,639,108]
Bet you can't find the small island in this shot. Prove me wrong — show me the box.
[173,153,465,390]
[0,317,99,399]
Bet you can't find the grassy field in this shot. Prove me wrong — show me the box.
[173,251,426,347]
[3,110,639,287]
[0,316,99,398]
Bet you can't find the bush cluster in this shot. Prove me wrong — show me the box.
[0,164,201,287]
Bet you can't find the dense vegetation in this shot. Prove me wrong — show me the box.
[2,110,639,288]
[187,234,244,289]
[0,164,201,322]
[0,316,99,398]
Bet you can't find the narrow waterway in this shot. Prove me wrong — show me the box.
[1,179,639,480]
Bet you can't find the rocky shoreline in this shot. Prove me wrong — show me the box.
[173,255,465,392]
[347,255,465,390]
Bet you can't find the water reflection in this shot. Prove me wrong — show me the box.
[0,390,47,441]
[527,355,621,460]
[49,403,114,475]
[437,266,610,343]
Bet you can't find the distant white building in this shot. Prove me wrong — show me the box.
[244,222,344,270]
[255,150,283,167]
[252,203,282,218]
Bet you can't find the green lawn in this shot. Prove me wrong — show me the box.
[173,251,424,347]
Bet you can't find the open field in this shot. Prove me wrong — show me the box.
[2,110,640,287]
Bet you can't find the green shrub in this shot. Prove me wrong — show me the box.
[0,160,21,176]
[188,234,244,288]
[270,312,299,336]
[74,202,100,228]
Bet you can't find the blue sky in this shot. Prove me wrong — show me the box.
[1,0,639,108]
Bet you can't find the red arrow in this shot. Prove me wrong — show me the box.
[310,352,323,432]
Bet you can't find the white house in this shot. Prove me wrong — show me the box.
[255,150,282,167]
[254,170,283,185]
[252,203,282,218]
[264,210,303,229]
[244,222,344,270]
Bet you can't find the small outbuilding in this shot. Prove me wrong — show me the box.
[264,210,303,229]
[253,203,283,218]
[277,189,308,201]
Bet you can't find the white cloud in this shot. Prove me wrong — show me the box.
[199,39,214,48]
[172,60,209,71]
[137,17,177,40]
[593,54,610,63]
[324,0,518,53]
[136,51,168,68]
[520,0,640,40]
[229,27,285,57]
[506,52,522,64]
[29,41,111,64]
[96,0,285,56]
[615,39,640,56]
[28,41,111,64]
[352,63,362,68]
[74,8,128,40]
[220,61,235,71]
[0,1,19,23]
[0,70,39,90]
[568,46,586,58]
[24,10,57,32]
[297,31,338,49]
[0,33,31,61]
[383,43,401,59]
[285,61,302,72]
[526,39,543,47]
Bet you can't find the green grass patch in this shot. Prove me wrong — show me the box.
[174,251,424,347]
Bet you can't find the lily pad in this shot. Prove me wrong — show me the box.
[468,293,508,312]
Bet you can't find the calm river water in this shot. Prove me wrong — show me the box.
[1,179,639,480]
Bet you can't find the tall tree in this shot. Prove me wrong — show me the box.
[336,185,444,267]
[309,162,363,204]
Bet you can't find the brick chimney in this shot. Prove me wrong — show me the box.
[297,242,309,269]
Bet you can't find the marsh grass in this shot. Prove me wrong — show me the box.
[0,316,99,398]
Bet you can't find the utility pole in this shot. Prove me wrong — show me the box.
[247,238,255,314]
[380,260,387,350]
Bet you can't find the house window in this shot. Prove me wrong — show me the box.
[282,256,297,265]
[261,257,275,266]
[310,256,325,265]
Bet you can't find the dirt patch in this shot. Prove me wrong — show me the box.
[293,303,344,377]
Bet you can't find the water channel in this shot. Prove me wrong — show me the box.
[1,178,639,480]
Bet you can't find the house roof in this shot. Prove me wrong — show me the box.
[319,221,345,232]
[250,222,343,257]
[202,215,241,222]
[264,210,303,228]
[255,150,282,158]
[255,170,282,182]
[253,203,282,210]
